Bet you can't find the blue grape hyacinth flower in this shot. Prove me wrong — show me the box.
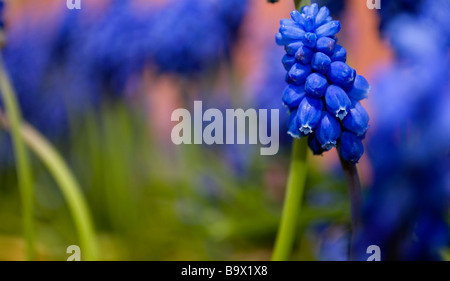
[276,3,370,163]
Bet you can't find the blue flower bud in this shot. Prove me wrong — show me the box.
[330,44,347,62]
[282,54,296,71]
[325,85,351,119]
[315,6,330,27]
[315,20,341,38]
[296,15,306,29]
[302,14,315,32]
[276,32,288,45]
[327,61,356,88]
[285,41,303,56]
[316,112,341,150]
[339,132,364,164]
[288,63,312,85]
[295,45,314,64]
[300,5,308,14]
[279,22,306,41]
[282,83,306,110]
[305,73,328,98]
[303,32,318,48]
[311,52,331,74]
[280,18,297,28]
[298,96,323,135]
[303,3,319,17]
[308,132,326,155]
[310,3,319,16]
[316,37,336,56]
[290,10,301,23]
[347,75,370,101]
[342,102,369,136]
[287,109,301,139]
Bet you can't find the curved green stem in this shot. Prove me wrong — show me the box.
[0,57,35,260]
[0,57,98,261]
[20,123,98,261]
[272,138,308,261]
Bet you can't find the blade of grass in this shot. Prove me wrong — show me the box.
[102,103,136,232]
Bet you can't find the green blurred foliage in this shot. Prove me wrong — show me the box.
[0,98,354,260]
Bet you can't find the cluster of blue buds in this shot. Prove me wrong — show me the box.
[276,4,370,163]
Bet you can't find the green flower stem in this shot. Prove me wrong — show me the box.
[0,57,35,260]
[338,150,363,261]
[272,138,308,261]
[0,57,98,261]
[271,0,311,262]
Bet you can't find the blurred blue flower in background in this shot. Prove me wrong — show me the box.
[219,0,248,53]
[2,14,69,139]
[0,0,249,164]
[355,0,450,260]
[147,0,248,76]
[1,1,145,141]
[376,0,424,33]
[64,0,149,101]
